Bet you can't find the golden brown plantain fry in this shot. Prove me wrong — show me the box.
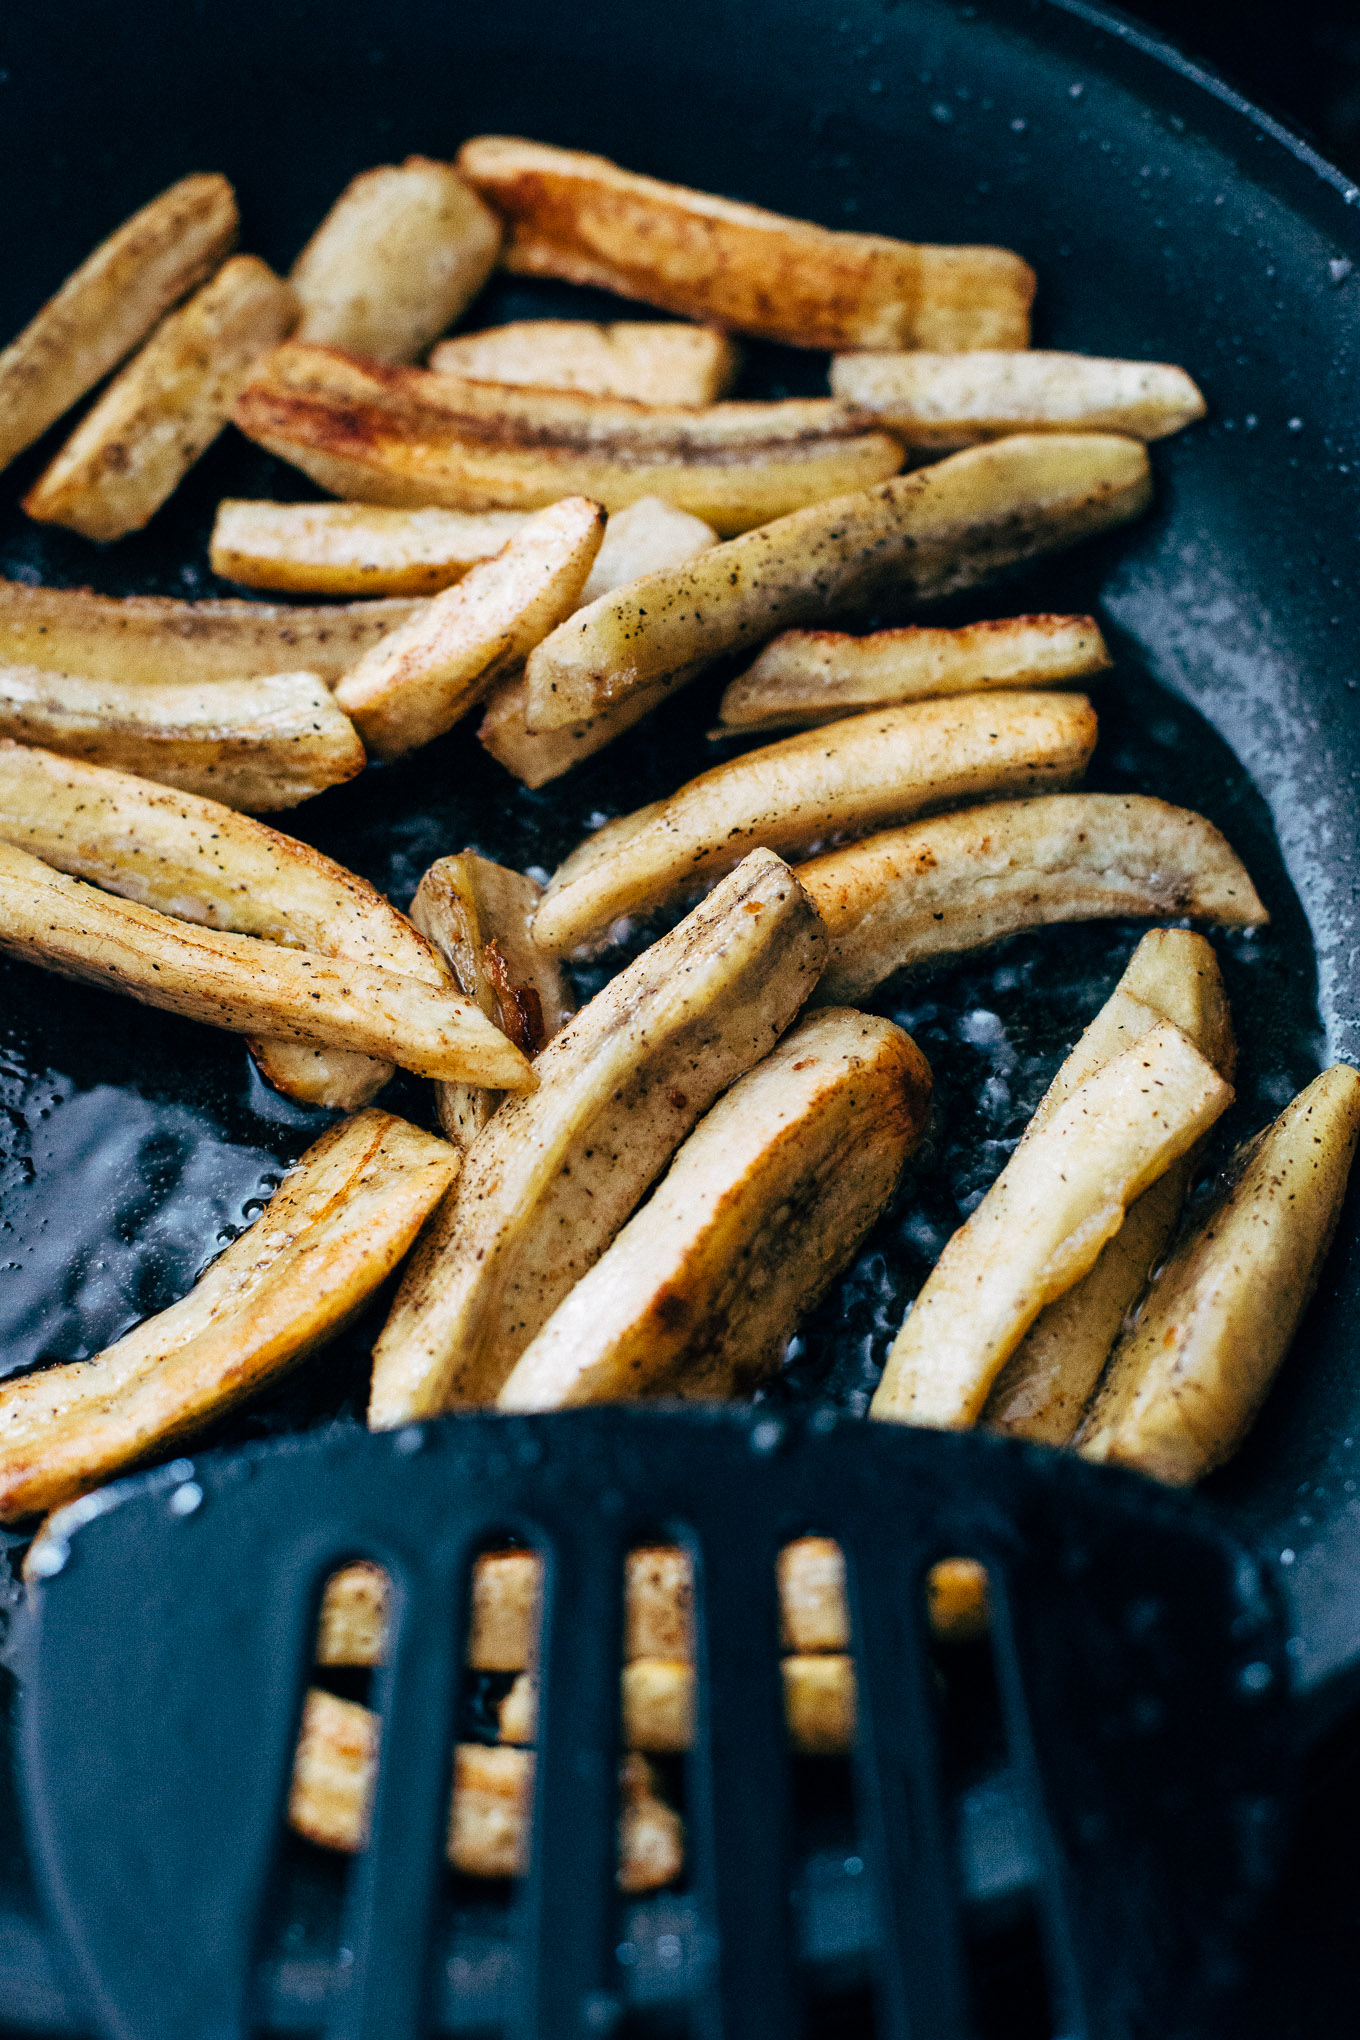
[0,1110,457,1519]
[23,256,298,542]
[718,613,1111,734]
[209,500,529,596]
[0,174,239,475]
[429,319,740,403]
[799,794,1266,1003]
[498,1652,857,1756]
[1076,1066,1360,1484]
[0,665,364,811]
[334,496,604,757]
[368,848,826,1425]
[524,435,1151,729]
[499,1009,930,1408]
[290,157,502,363]
[531,691,1096,955]
[457,136,1034,351]
[831,349,1206,448]
[872,1020,1234,1429]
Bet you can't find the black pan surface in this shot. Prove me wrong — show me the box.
[0,0,1359,1745]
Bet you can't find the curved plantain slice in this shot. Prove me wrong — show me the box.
[429,320,740,404]
[531,691,1097,955]
[0,1110,457,1520]
[524,435,1151,730]
[800,794,1266,1003]
[872,1019,1234,1430]
[499,1008,931,1408]
[210,500,530,596]
[1076,1066,1360,1485]
[717,613,1111,734]
[0,665,364,811]
[831,349,1206,449]
[368,848,826,1426]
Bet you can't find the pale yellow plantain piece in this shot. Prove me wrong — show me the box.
[718,613,1111,734]
[291,157,502,363]
[531,691,1096,955]
[0,665,364,811]
[457,136,1034,351]
[831,349,1206,449]
[335,496,604,758]
[500,1009,931,1408]
[800,794,1266,1003]
[872,1020,1234,1429]
[983,928,1237,1446]
[429,319,740,402]
[479,495,718,786]
[368,849,825,1425]
[1076,1066,1360,1485]
[499,1653,856,1756]
[524,435,1151,729]
[0,578,419,687]
[24,256,298,542]
[0,1110,457,1519]
[0,174,239,475]
[288,1691,683,1889]
[232,342,903,535]
[409,851,574,1148]
[209,500,529,596]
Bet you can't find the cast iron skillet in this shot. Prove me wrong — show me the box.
[0,0,1357,1785]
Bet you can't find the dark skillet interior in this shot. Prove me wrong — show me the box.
[0,0,1359,1734]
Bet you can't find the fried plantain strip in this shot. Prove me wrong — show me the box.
[0,1110,457,1519]
[800,795,1266,1003]
[429,319,740,403]
[499,1652,856,1756]
[24,256,298,542]
[1076,1066,1360,1484]
[291,157,502,363]
[531,691,1096,955]
[717,613,1111,734]
[831,349,1206,448]
[368,849,826,1425]
[334,495,604,758]
[209,500,529,596]
[0,174,239,475]
[872,1020,1234,1429]
[523,435,1151,730]
[499,1009,930,1408]
[457,136,1034,351]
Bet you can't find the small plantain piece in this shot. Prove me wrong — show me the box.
[368,848,826,1426]
[1076,1065,1360,1484]
[800,794,1266,1002]
[524,435,1151,730]
[210,500,529,596]
[831,349,1206,449]
[499,1653,857,1757]
[499,1008,931,1408]
[0,1111,457,1520]
[531,690,1097,955]
[457,136,1034,351]
[429,319,740,403]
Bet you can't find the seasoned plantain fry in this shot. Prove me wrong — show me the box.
[24,256,298,542]
[409,851,574,1148]
[718,613,1111,734]
[499,1009,931,1408]
[831,349,1206,449]
[800,795,1266,1003]
[531,691,1097,955]
[334,496,604,758]
[0,1111,457,1519]
[232,342,903,534]
[524,435,1151,729]
[0,174,239,475]
[457,136,1035,351]
[368,848,826,1425]
[429,319,740,403]
[1076,1066,1360,1484]
[0,665,364,811]
[872,1020,1234,1429]
[578,494,720,607]
[209,500,529,596]
[499,1652,857,1755]
[290,157,502,363]
[0,578,420,687]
